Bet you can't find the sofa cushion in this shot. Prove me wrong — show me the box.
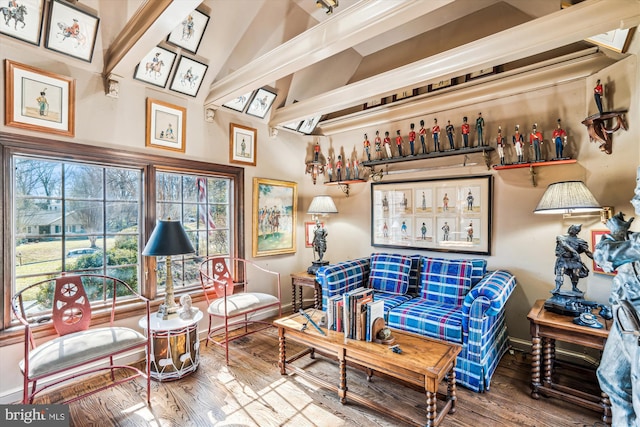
[426,257,486,286]
[369,253,411,295]
[372,291,413,317]
[388,300,463,343]
[420,258,473,306]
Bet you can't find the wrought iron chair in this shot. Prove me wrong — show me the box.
[11,274,151,404]
[199,257,282,364]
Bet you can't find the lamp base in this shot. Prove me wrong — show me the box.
[307,260,329,275]
[157,303,180,320]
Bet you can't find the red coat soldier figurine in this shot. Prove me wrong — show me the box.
[419,120,428,154]
[496,126,505,165]
[552,119,568,159]
[594,78,604,115]
[513,125,525,163]
[529,123,544,162]
[461,116,470,148]
[363,133,371,161]
[395,130,404,157]
[408,123,416,155]
[432,118,441,152]
[383,131,392,158]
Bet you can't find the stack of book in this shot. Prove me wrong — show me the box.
[326,287,385,342]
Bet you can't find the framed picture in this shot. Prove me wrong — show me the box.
[371,175,492,255]
[283,121,301,131]
[0,0,44,45]
[169,56,208,97]
[298,115,321,134]
[465,66,498,82]
[305,221,324,248]
[222,91,253,112]
[166,8,209,54]
[246,88,277,119]
[134,46,177,88]
[428,78,452,92]
[44,0,99,62]
[145,98,186,152]
[252,178,297,257]
[591,230,616,275]
[587,27,636,54]
[229,123,257,166]
[4,59,75,137]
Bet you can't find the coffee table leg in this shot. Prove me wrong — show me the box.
[531,335,542,398]
[426,390,437,426]
[447,368,457,414]
[291,282,297,313]
[278,328,286,375]
[338,349,347,404]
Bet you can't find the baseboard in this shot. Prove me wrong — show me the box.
[508,336,600,367]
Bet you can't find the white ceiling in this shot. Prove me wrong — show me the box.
[94,0,639,133]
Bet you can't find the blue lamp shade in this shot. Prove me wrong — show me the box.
[142,220,195,256]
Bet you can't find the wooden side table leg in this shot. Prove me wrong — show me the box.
[426,390,437,426]
[447,368,457,414]
[291,282,297,313]
[278,328,286,375]
[531,335,542,398]
[338,349,347,404]
[601,391,612,425]
[543,337,554,386]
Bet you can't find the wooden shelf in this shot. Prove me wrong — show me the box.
[492,158,578,186]
[361,146,494,168]
[323,179,366,197]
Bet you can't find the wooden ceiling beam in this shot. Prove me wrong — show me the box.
[270,0,640,128]
[203,0,455,108]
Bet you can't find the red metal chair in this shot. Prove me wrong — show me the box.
[199,257,281,364]
[11,274,151,404]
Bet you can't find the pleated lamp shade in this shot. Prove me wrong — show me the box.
[534,181,602,214]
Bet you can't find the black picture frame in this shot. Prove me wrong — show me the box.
[169,56,208,97]
[246,88,277,119]
[44,0,99,62]
[371,175,492,255]
[0,0,45,46]
[133,45,177,89]
[166,8,210,54]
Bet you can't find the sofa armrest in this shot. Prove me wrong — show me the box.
[462,270,516,325]
[316,257,370,310]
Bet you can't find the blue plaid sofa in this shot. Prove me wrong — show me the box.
[316,253,517,392]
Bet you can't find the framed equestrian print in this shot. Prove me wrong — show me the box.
[0,0,45,45]
[169,56,208,97]
[146,98,186,153]
[252,178,297,257]
[134,46,177,88]
[222,91,253,113]
[4,59,75,137]
[166,8,209,54]
[246,88,277,119]
[44,0,99,62]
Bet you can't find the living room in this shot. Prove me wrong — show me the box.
[1,0,639,426]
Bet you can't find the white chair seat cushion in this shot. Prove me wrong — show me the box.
[20,327,146,378]
[208,293,278,316]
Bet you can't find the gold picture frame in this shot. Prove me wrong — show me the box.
[145,98,186,152]
[253,178,297,257]
[4,59,76,137]
[229,123,257,166]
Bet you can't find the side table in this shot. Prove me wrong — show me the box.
[290,271,321,313]
[139,308,203,381]
[527,299,612,425]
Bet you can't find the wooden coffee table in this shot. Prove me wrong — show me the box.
[274,310,461,427]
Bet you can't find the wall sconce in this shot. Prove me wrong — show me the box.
[307,195,338,274]
[142,219,195,319]
[534,181,612,223]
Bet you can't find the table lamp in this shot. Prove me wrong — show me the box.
[307,195,338,274]
[142,219,195,319]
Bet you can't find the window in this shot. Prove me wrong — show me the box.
[2,134,243,330]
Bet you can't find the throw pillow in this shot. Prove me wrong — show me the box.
[369,253,411,295]
[420,258,473,306]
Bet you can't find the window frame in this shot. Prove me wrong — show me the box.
[1,131,244,337]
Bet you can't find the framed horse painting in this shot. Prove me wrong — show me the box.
[246,88,277,119]
[0,0,45,46]
[134,46,177,88]
[166,8,209,54]
[44,0,99,62]
[252,177,297,257]
[169,56,208,97]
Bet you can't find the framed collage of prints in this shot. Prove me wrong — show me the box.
[371,175,492,255]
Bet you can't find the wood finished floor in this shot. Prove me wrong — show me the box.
[41,326,605,427]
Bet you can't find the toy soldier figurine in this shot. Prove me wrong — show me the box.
[529,123,544,162]
[363,133,371,161]
[326,156,333,182]
[313,142,321,162]
[594,78,604,115]
[335,155,342,181]
[408,123,416,155]
[419,120,428,154]
[383,131,392,158]
[374,130,382,159]
[476,112,485,146]
[432,118,441,152]
[513,125,525,163]
[461,116,470,148]
[552,119,568,159]
[496,126,505,165]
[553,224,593,294]
[395,130,404,157]
[445,120,455,150]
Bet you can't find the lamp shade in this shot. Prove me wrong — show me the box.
[142,220,195,256]
[534,181,602,214]
[307,195,338,215]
